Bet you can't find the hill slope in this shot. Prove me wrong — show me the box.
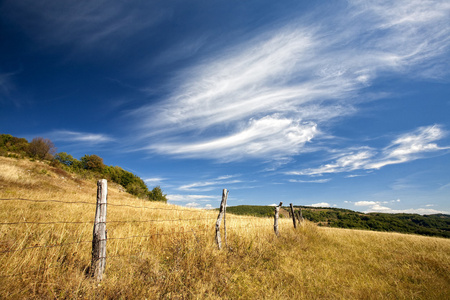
[1,156,449,299]
[224,205,450,238]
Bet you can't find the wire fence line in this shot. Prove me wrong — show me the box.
[0,222,269,255]
[0,240,93,254]
[0,182,290,280]
[0,217,216,226]
[0,197,212,213]
[0,265,61,278]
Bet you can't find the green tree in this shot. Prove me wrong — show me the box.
[148,186,167,202]
[54,152,79,167]
[81,154,105,172]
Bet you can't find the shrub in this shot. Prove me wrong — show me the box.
[81,154,105,172]
[28,137,56,160]
[54,152,79,167]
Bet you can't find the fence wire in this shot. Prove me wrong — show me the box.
[0,196,282,279]
[1,197,218,213]
[0,217,215,226]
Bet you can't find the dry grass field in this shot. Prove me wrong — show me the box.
[1,156,449,299]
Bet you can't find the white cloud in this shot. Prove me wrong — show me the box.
[354,201,378,206]
[50,130,114,144]
[366,206,449,215]
[182,202,215,209]
[352,198,446,214]
[289,125,449,176]
[167,194,217,202]
[310,202,331,207]
[289,178,330,183]
[367,125,449,169]
[147,115,318,161]
[177,175,242,192]
[185,202,200,208]
[144,177,166,185]
[129,0,450,162]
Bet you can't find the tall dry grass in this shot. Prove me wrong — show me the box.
[1,156,449,299]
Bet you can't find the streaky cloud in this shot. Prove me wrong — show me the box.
[148,115,318,161]
[177,175,242,192]
[289,125,449,176]
[2,0,171,51]
[50,130,114,144]
[131,0,450,162]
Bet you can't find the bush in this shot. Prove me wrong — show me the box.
[0,134,29,157]
[54,152,79,167]
[148,186,167,202]
[28,137,56,160]
[81,154,104,172]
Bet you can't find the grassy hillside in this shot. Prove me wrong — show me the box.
[224,205,450,238]
[1,156,450,299]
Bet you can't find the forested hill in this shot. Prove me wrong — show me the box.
[224,205,450,238]
[0,133,166,202]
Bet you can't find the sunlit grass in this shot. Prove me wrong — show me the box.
[1,156,449,299]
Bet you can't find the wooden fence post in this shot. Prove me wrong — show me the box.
[215,189,228,250]
[274,202,283,236]
[91,179,107,281]
[296,208,304,226]
[224,190,228,248]
[290,203,297,229]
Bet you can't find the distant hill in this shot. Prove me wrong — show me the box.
[224,205,450,238]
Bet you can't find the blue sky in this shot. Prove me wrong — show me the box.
[1,0,450,214]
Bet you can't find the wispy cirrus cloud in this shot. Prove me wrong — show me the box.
[289,178,331,184]
[144,177,166,186]
[288,125,449,176]
[167,194,217,202]
[50,130,114,145]
[1,0,171,51]
[131,0,450,162]
[178,175,242,192]
[147,116,318,161]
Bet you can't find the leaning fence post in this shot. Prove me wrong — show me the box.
[274,202,283,237]
[298,208,303,225]
[215,189,228,250]
[91,179,107,281]
[296,208,304,226]
[290,203,297,229]
[224,190,228,248]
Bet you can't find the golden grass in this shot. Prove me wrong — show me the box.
[1,156,449,299]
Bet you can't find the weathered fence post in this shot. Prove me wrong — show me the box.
[296,208,304,226]
[215,189,228,250]
[91,179,107,281]
[274,202,283,237]
[224,190,228,248]
[290,203,297,229]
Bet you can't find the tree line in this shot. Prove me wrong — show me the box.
[224,205,450,238]
[0,133,166,202]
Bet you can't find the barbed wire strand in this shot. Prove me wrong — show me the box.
[0,240,92,254]
[0,198,218,213]
[0,265,61,278]
[0,227,215,255]
[0,217,216,226]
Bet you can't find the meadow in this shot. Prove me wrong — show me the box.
[1,156,449,299]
